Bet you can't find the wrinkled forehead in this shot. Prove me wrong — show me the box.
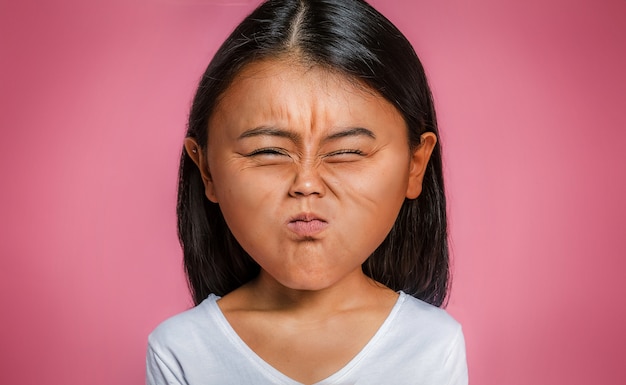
[213,58,392,118]
[225,56,378,100]
[203,56,408,148]
[209,56,395,127]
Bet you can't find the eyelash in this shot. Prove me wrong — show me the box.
[325,149,364,157]
[244,148,365,159]
[245,147,288,157]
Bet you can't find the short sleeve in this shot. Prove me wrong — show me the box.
[443,327,469,385]
[146,343,187,385]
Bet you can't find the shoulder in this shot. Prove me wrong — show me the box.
[386,292,464,352]
[148,294,221,352]
[362,293,467,383]
[146,294,257,383]
[396,292,461,332]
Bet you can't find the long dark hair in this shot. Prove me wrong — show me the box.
[178,0,450,307]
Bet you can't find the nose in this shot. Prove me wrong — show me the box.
[288,163,326,198]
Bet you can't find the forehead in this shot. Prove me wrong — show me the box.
[208,57,405,136]
[221,58,374,102]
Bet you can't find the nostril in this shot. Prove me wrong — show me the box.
[289,175,325,197]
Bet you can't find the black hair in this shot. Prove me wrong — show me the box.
[178,0,450,307]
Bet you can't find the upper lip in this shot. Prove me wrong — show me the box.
[288,212,327,223]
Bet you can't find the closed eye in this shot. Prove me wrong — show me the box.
[324,149,366,162]
[245,147,289,157]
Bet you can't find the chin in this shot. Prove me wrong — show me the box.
[276,272,344,292]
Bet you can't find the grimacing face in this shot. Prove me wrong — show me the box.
[185,58,436,292]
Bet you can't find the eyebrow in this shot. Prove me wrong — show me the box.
[323,127,376,142]
[238,126,376,143]
[238,126,301,143]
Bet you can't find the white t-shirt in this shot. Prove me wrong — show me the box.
[146,291,468,385]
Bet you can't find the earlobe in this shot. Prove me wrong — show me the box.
[184,137,219,203]
[406,132,437,199]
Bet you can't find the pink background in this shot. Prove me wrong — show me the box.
[1,0,624,383]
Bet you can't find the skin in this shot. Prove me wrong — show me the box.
[185,57,436,384]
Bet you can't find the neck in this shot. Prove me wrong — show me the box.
[232,269,396,319]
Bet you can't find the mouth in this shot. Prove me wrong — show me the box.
[287,213,328,237]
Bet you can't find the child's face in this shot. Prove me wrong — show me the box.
[188,57,435,292]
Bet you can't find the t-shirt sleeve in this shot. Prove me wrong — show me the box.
[443,327,469,385]
[146,343,187,385]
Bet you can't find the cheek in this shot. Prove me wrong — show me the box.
[211,159,288,204]
[215,185,273,258]
[329,156,410,208]
[210,167,290,241]
[327,158,410,240]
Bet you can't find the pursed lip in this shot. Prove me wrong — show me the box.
[286,213,328,237]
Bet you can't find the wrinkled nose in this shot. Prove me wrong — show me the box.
[288,164,326,197]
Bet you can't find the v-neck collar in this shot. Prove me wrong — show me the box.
[207,292,407,385]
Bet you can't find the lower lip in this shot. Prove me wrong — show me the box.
[287,220,328,237]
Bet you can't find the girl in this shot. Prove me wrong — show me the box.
[147,0,467,384]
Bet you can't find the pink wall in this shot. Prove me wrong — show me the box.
[1,0,624,383]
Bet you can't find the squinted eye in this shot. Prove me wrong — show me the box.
[246,147,289,157]
[324,149,365,162]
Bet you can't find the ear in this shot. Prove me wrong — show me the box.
[406,132,437,199]
[184,137,219,203]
